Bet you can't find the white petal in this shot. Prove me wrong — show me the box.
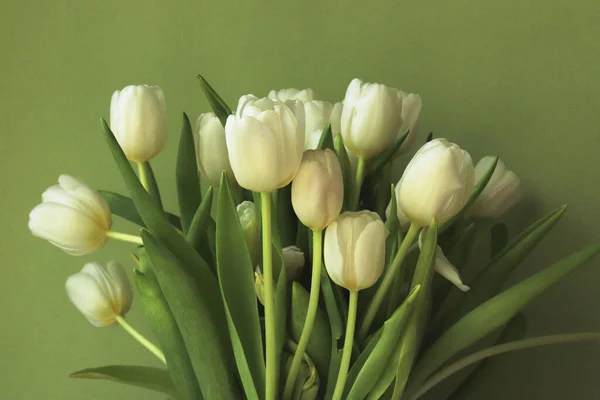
[354,218,386,290]
[433,246,470,292]
[66,269,115,327]
[324,220,346,289]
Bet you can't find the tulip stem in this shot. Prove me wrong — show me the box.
[106,231,143,245]
[358,223,420,342]
[261,192,277,400]
[115,315,166,364]
[282,229,323,400]
[136,162,150,191]
[332,290,359,400]
[350,157,366,211]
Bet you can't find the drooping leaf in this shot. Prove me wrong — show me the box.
[216,172,265,399]
[139,162,164,211]
[176,113,202,234]
[408,243,600,393]
[69,365,175,397]
[98,190,181,229]
[317,124,335,151]
[366,130,409,177]
[197,74,233,126]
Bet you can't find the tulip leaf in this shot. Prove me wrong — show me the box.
[444,205,568,327]
[290,282,332,379]
[275,261,288,388]
[98,190,182,229]
[425,132,433,142]
[142,230,239,399]
[490,222,509,258]
[100,119,214,283]
[317,124,335,151]
[277,184,298,247]
[216,172,265,399]
[176,113,202,234]
[197,74,232,126]
[69,365,176,397]
[133,266,203,400]
[407,243,600,393]
[139,162,164,211]
[345,285,421,400]
[186,186,215,266]
[366,130,410,177]
[320,265,344,400]
[334,134,353,212]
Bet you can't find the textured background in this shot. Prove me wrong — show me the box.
[1,0,599,399]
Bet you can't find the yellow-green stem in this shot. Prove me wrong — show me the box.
[106,230,143,245]
[137,162,150,191]
[350,157,366,211]
[358,223,420,342]
[332,290,359,400]
[115,315,166,364]
[282,229,323,400]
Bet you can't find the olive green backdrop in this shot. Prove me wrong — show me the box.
[1,0,599,399]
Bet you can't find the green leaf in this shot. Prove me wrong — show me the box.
[325,349,343,400]
[290,282,332,380]
[142,230,239,399]
[317,124,335,151]
[186,186,215,266]
[275,260,289,388]
[408,243,600,392]
[346,285,421,400]
[334,134,353,212]
[216,173,265,399]
[276,184,298,247]
[69,365,175,397]
[98,190,182,229]
[320,265,344,400]
[176,113,202,234]
[490,222,509,258]
[197,74,232,126]
[366,130,410,177]
[139,162,164,211]
[446,205,568,325]
[133,265,203,400]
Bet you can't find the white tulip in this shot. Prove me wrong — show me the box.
[340,78,404,159]
[396,91,422,154]
[237,201,260,266]
[282,246,305,281]
[470,157,522,218]
[329,102,343,135]
[110,85,168,162]
[66,261,133,327]
[225,95,305,192]
[324,211,386,291]
[398,138,474,226]
[292,149,344,231]
[268,88,316,102]
[28,175,112,255]
[303,100,334,149]
[194,112,234,187]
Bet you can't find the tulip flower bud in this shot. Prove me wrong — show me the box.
[470,157,522,218]
[255,271,266,305]
[28,175,112,255]
[225,95,305,192]
[110,85,168,162]
[194,112,234,187]
[396,91,422,155]
[398,139,474,226]
[237,201,260,267]
[292,149,344,231]
[66,261,133,327]
[340,78,404,159]
[282,246,305,281]
[324,211,386,291]
[268,88,316,102]
[303,100,334,149]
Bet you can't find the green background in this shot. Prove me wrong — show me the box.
[1,0,599,399]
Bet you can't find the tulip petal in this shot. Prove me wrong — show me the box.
[354,218,386,290]
[433,246,470,292]
[324,221,347,289]
[66,271,115,327]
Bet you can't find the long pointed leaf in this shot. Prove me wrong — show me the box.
[197,74,232,126]
[366,130,410,177]
[139,162,164,211]
[186,186,215,265]
[176,113,202,234]
[317,123,334,151]
[98,190,181,229]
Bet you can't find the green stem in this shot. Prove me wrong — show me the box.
[106,230,143,245]
[282,229,323,400]
[137,162,150,191]
[332,290,359,400]
[261,192,277,400]
[350,157,366,211]
[115,315,166,364]
[358,223,420,342]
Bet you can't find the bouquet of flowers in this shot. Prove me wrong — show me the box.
[28,76,599,400]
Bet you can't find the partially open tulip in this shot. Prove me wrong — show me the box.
[340,78,404,159]
[28,175,112,255]
[66,261,133,327]
[194,112,234,187]
[324,211,386,291]
[398,139,474,226]
[237,201,260,267]
[396,91,422,155]
[470,157,522,218]
[225,95,305,192]
[110,85,167,162]
[254,271,266,305]
[282,246,305,281]
[292,149,344,231]
[268,88,316,102]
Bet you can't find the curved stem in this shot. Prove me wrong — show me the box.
[261,192,277,400]
[115,315,166,364]
[350,157,366,211]
[408,332,600,400]
[332,290,359,400]
[358,223,420,342]
[106,231,143,245]
[282,229,323,400]
[137,162,150,192]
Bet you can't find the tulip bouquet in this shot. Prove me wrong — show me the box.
[29,77,599,400]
